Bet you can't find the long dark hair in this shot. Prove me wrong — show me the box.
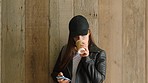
[59,29,95,70]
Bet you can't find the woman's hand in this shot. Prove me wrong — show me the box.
[58,80,69,83]
[77,41,89,57]
[75,43,89,57]
[57,72,70,83]
[80,47,89,57]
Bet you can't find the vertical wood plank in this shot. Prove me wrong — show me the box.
[1,0,25,83]
[123,0,145,83]
[146,0,148,82]
[0,0,1,83]
[74,0,99,44]
[59,0,73,47]
[98,0,122,83]
[49,1,60,82]
[25,0,49,83]
[49,0,73,82]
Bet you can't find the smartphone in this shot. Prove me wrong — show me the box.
[56,76,71,81]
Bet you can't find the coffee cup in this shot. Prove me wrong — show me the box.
[76,40,85,54]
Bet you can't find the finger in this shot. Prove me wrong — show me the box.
[57,79,70,83]
[58,72,63,76]
[57,79,64,82]
[59,72,63,75]
[80,49,89,57]
[84,46,89,50]
[63,80,70,83]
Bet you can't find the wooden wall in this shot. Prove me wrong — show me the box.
[25,0,49,83]
[2,0,25,83]
[98,0,146,83]
[98,0,123,82]
[0,0,1,82]
[1,0,148,83]
[146,0,148,83]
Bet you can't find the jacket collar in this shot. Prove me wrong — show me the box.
[89,43,100,52]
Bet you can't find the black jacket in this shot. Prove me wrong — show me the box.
[51,43,106,83]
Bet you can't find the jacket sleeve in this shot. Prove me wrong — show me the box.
[82,50,106,83]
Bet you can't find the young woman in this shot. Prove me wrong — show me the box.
[51,15,106,83]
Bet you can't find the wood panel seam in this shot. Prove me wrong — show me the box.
[145,0,147,82]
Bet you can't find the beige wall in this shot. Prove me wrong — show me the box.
[0,0,2,83]
[1,0,25,83]
[99,0,146,83]
[1,0,148,83]
[146,0,148,83]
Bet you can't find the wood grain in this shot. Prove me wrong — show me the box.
[49,0,60,82]
[122,0,145,83]
[0,0,1,83]
[98,0,122,83]
[0,0,147,83]
[25,0,49,83]
[49,0,73,82]
[146,0,148,82]
[1,0,25,83]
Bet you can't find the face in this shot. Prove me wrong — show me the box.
[73,32,90,47]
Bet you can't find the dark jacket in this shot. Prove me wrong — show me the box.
[51,43,106,83]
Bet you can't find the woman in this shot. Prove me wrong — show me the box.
[51,15,106,83]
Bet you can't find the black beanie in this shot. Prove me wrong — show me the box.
[69,15,89,37]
